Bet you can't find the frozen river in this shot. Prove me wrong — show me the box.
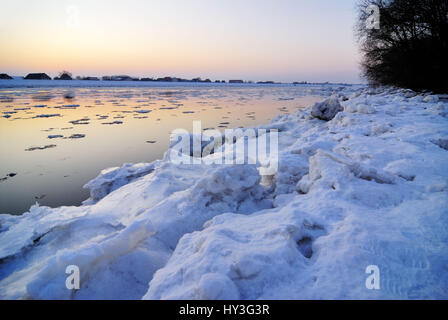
[0,81,333,214]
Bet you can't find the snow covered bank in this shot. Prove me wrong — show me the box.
[0,86,447,299]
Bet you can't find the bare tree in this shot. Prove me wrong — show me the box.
[356,0,448,92]
[55,71,73,80]
[59,70,72,77]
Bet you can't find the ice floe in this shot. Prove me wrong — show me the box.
[24,144,57,151]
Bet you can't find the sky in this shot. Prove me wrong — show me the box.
[0,0,362,83]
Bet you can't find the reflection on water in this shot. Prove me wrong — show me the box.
[0,85,324,214]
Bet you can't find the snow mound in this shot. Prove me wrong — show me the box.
[145,191,448,299]
[144,209,325,299]
[310,95,343,121]
[0,161,271,299]
[83,162,156,204]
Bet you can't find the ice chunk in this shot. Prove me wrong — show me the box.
[423,95,439,103]
[83,162,156,204]
[310,95,343,121]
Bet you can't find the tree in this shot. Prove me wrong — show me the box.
[356,0,448,93]
[55,71,73,80]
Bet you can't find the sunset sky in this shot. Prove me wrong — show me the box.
[0,0,362,83]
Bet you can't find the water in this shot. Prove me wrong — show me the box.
[0,83,325,214]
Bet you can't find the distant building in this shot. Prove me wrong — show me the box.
[24,73,51,80]
[229,80,244,84]
[54,72,73,80]
[0,73,12,80]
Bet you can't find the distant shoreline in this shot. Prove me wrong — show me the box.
[0,78,358,89]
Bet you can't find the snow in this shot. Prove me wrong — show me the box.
[82,162,156,204]
[0,86,447,300]
[310,95,343,120]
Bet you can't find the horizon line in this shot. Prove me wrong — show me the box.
[1,72,362,85]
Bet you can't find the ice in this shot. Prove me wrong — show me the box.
[0,86,447,299]
[54,104,80,109]
[67,134,85,139]
[33,114,61,118]
[102,121,123,125]
[310,95,343,121]
[24,144,57,151]
[423,95,439,103]
[144,209,327,300]
[83,162,157,204]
